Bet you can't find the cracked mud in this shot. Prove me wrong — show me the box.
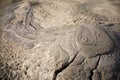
[0,0,120,80]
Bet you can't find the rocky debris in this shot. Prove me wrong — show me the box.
[0,0,120,80]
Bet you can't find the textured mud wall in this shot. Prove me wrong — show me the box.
[0,0,120,80]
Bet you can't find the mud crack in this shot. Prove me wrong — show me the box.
[89,56,100,80]
[53,50,79,80]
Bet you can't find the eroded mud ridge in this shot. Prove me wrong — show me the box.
[0,0,120,80]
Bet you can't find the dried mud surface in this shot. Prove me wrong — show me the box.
[0,0,120,80]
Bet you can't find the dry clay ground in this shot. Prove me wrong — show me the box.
[0,0,120,80]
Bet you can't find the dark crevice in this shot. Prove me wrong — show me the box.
[89,69,93,80]
[89,56,101,80]
[53,51,79,80]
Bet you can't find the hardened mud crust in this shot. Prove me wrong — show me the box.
[0,0,120,80]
